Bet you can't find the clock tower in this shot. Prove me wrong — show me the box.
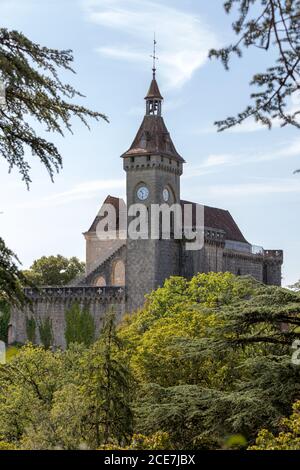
[121,53,185,311]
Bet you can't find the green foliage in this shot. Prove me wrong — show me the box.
[65,302,95,348]
[119,273,256,387]
[225,434,247,450]
[26,317,36,343]
[129,432,172,450]
[2,273,300,450]
[6,345,20,362]
[250,401,300,450]
[0,332,133,450]
[119,273,300,449]
[0,301,10,343]
[79,312,134,447]
[0,27,105,343]
[0,344,65,444]
[22,255,85,287]
[291,280,300,291]
[0,28,107,186]
[0,238,27,308]
[38,317,53,349]
[210,1,300,139]
[0,441,17,450]
[98,432,173,450]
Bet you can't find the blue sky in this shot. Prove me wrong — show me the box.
[0,0,299,286]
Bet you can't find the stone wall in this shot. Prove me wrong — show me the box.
[9,286,126,349]
[83,244,127,287]
[124,154,182,312]
[223,249,264,281]
[263,250,283,286]
[126,238,179,312]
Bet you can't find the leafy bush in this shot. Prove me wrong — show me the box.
[250,401,300,450]
[65,302,95,348]
[26,317,36,343]
[0,301,10,343]
[0,441,17,450]
[38,317,53,349]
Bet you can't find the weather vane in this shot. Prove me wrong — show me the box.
[150,33,158,78]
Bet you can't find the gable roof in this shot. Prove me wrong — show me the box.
[181,200,249,244]
[85,195,123,233]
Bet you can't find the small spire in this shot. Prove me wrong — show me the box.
[150,33,158,79]
[145,35,163,115]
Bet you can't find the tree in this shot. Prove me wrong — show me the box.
[0,28,106,306]
[22,255,85,286]
[80,312,134,447]
[119,273,257,388]
[214,284,300,348]
[0,28,107,186]
[250,400,300,450]
[64,302,95,348]
[0,327,133,449]
[0,301,10,343]
[0,238,27,307]
[3,273,300,450]
[26,317,36,343]
[0,344,65,443]
[38,317,53,349]
[210,1,300,136]
[120,274,300,449]
[291,279,300,291]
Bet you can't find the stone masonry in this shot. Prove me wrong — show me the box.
[9,68,283,348]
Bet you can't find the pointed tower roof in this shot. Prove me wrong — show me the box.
[145,78,163,100]
[121,38,185,163]
[122,114,185,162]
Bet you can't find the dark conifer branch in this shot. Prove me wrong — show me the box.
[0,29,108,186]
[210,0,300,132]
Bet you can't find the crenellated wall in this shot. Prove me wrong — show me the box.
[223,249,264,281]
[263,250,284,286]
[181,232,283,286]
[9,286,126,349]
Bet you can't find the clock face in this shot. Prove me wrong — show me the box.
[163,188,170,202]
[137,186,149,201]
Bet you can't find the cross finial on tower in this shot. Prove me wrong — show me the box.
[150,33,158,78]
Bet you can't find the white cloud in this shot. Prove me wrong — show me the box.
[184,138,300,179]
[14,179,125,209]
[201,154,234,168]
[82,0,218,88]
[184,154,235,178]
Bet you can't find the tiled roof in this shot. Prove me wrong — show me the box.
[87,196,249,244]
[121,115,185,162]
[181,200,249,244]
[86,195,123,233]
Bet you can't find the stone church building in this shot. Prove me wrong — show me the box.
[9,70,283,348]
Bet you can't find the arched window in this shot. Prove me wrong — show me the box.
[95,276,106,287]
[111,260,125,286]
